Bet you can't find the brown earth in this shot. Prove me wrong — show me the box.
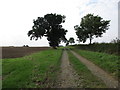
[1,47,50,59]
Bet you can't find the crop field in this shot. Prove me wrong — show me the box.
[1,47,50,59]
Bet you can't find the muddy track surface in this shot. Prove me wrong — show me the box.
[56,50,82,88]
[70,50,119,88]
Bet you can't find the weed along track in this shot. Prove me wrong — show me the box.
[56,50,82,88]
[70,50,118,88]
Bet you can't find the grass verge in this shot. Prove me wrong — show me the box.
[74,49,119,80]
[2,49,62,88]
[67,51,107,88]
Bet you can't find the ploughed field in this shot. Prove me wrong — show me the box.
[2,47,50,59]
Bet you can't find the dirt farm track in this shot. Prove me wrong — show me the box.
[1,47,50,59]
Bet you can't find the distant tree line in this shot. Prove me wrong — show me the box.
[23,45,29,47]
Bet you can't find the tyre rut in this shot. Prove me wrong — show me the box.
[56,50,82,88]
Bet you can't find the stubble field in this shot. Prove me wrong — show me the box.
[1,47,50,59]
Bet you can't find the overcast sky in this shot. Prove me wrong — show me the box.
[0,0,119,46]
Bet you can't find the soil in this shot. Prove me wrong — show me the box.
[70,50,119,88]
[56,50,82,88]
[1,47,50,59]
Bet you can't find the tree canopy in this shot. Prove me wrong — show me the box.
[74,14,110,44]
[28,13,67,48]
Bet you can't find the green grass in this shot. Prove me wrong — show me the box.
[2,49,62,88]
[67,51,107,88]
[74,49,119,79]
[66,46,75,49]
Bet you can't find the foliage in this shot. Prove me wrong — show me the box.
[69,37,75,45]
[67,51,106,88]
[74,42,119,56]
[28,13,67,48]
[23,45,29,47]
[65,41,69,46]
[65,37,75,46]
[74,14,110,44]
[2,49,62,88]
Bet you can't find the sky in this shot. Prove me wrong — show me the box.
[0,0,119,47]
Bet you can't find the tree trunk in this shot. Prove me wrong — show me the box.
[89,36,92,45]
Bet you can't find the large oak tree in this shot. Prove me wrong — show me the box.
[28,13,67,48]
[74,14,110,44]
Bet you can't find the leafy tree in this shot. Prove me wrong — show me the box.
[74,14,110,44]
[28,13,67,49]
[66,41,69,46]
[69,37,75,45]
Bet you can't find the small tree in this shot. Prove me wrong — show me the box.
[66,41,69,46]
[69,37,75,45]
[74,14,110,44]
[28,13,67,49]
